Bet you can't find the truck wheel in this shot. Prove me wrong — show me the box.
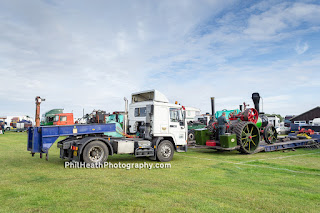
[188,130,195,141]
[156,140,174,162]
[83,141,109,164]
[6,127,10,131]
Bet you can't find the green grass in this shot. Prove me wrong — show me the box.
[0,132,319,212]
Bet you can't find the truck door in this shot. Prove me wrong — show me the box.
[169,108,186,145]
[60,116,68,125]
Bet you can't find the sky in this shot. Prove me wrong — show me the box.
[1,0,320,120]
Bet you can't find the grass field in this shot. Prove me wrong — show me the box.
[0,132,320,212]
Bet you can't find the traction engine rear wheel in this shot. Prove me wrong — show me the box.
[234,121,260,154]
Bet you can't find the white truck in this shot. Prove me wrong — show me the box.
[128,90,188,150]
[28,90,188,163]
[0,117,13,131]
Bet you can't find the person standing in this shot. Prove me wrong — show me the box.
[217,112,228,138]
[0,122,3,135]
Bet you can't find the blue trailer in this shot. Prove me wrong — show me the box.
[260,139,318,152]
[27,123,158,163]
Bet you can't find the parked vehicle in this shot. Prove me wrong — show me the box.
[5,122,11,131]
[0,121,10,131]
[15,120,33,132]
[187,114,211,141]
[284,115,295,127]
[105,112,124,125]
[276,122,290,135]
[10,117,20,128]
[185,107,201,123]
[290,123,300,133]
[41,109,64,125]
[291,118,320,132]
[86,110,107,124]
[312,118,320,126]
[53,113,74,126]
[1,116,32,131]
[16,123,26,132]
[27,90,187,163]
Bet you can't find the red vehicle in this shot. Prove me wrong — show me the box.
[10,117,20,128]
[53,113,74,126]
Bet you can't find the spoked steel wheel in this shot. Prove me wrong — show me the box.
[263,125,277,144]
[234,121,260,154]
[243,108,259,123]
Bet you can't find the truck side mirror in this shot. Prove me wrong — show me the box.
[180,110,186,126]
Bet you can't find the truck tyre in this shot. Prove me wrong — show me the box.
[188,130,195,141]
[6,127,10,131]
[83,141,109,164]
[156,140,174,162]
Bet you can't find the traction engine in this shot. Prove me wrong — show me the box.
[207,93,278,154]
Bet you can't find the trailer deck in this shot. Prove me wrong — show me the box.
[27,123,116,155]
[188,136,320,153]
[259,139,316,152]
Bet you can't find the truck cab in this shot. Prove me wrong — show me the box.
[129,90,188,150]
[53,113,74,126]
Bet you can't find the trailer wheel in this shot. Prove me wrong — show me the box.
[83,141,109,164]
[156,140,174,162]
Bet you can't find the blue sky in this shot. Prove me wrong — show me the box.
[0,0,320,119]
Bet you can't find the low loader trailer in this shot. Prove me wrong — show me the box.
[260,138,319,152]
[27,90,188,163]
[193,92,320,153]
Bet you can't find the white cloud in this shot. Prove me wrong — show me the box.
[0,0,319,119]
[244,2,320,41]
[295,41,309,54]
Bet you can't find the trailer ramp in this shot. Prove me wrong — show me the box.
[260,139,318,152]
